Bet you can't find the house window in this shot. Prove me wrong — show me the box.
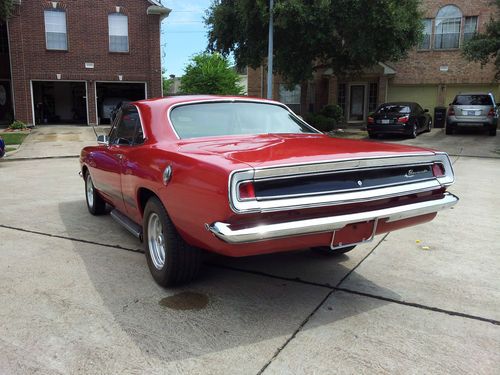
[44,9,68,50]
[419,19,432,49]
[464,16,478,42]
[109,13,129,52]
[337,83,346,116]
[368,83,378,113]
[279,84,301,114]
[434,5,462,49]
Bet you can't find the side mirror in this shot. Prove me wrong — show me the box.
[424,109,429,113]
[97,135,109,145]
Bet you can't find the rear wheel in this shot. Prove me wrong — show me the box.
[368,132,377,139]
[143,196,201,287]
[311,245,356,256]
[85,171,106,215]
[489,128,497,136]
[409,123,417,138]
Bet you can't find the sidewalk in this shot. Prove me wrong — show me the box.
[6,125,108,159]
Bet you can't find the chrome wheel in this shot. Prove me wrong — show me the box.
[148,212,166,270]
[86,173,94,208]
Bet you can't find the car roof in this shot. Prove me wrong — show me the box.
[380,102,417,107]
[455,92,491,96]
[131,95,284,113]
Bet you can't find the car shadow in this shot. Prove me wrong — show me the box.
[58,199,401,363]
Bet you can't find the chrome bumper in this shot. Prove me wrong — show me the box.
[207,193,458,244]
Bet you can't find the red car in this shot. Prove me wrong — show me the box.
[80,96,458,286]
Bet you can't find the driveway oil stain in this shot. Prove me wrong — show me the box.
[159,292,209,311]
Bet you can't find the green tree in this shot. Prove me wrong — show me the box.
[162,77,174,95]
[206,0,423,84]
[0,0,14,21]
[463,1,500,79]
[180,52,244,95]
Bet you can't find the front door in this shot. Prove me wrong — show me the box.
[349,85,365,122]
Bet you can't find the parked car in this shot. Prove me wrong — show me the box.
[367,102,432,139]
[0,136,5,158]
[446,93,498,136]
[80,96,458,286]
[101,97,129,122]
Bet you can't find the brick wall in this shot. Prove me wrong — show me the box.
[390,0,497,85]
[7,0,163,124]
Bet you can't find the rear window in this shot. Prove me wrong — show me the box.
[376,105,411,114]
[169,102,316,139]
[452,95,493,105]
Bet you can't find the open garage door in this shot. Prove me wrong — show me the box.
[32,81,88,125]
[96,82,146,124]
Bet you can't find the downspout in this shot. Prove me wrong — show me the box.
[147,5,171,97]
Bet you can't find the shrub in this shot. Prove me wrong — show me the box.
[305,114,336,132]
[320,104,344,124]
[9,120,27,130]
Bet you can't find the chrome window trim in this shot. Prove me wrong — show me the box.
[228,153,454,214]
[166,98,320,140]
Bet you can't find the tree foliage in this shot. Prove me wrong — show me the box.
[0,0,14,22]
[180,52,244,95]
[206,0,423,84]
[463,0,500,79]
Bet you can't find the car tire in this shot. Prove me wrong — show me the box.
[410,123,417,138]
[489,128,497,136]
[425,119,432,132]
[445,126,453,135]
[368,132,377,139]
[143,196,201,287]
[311,245,356,256]
[85,171,107,215]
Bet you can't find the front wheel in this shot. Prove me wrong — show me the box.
[426,119,432,132]
[85,171,106,215]
[489,128,497,136]
[311,245,356,256]
[143,197,201,287]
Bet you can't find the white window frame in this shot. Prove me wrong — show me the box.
[108,13,129,53]
[44,9,68,51]
[434,5,463,50]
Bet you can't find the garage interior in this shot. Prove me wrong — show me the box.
[96,82,146,124]
[32,81,88,125]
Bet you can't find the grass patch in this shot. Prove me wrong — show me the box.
[5,146,17,152]
[1,132,28,145]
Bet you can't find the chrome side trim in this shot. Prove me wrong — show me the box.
[208,193,458,244]
[229,153,455,214]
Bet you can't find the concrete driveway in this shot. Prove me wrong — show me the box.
[0,130,499,374]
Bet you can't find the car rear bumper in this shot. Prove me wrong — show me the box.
[207,193,458,244]
[367,125,410,134]
[447,118,497,128]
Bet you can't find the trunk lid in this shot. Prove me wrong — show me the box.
[176,133,434,168]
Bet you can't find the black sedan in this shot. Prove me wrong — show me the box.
[367,102,432,139]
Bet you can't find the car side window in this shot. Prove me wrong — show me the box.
[108,106,144,146]
[415,104,423,113]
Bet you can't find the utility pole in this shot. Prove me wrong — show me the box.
[266,0,274,99]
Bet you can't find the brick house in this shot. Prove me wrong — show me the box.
[248,0,499,124]
[0,0,169,126]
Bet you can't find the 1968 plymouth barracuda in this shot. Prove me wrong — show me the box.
[80,96,458,286]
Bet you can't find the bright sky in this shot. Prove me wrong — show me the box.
[161,0,212,77]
